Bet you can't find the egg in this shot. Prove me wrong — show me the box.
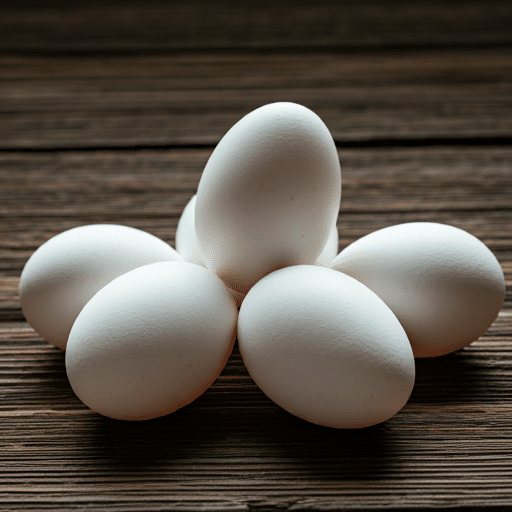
[195,102,341,294]
[20,224,182,350]
[237,265,415,428]
[176,195,245,307]
[175,195,207,267]
[177,192,338,306]
[65,261,238,420]
[331,222,506,358]
[315,221,339,267]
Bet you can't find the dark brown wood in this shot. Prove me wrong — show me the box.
[1,50,512,149]
[1,0,511,52]
[1,146,511,270]
[0,316,511,511]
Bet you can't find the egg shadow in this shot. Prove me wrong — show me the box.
[21,326,495,490]
[232,343,496,482]
[409,345,490,406]
[65,343,491,482]
[259,411,398,481]
[82,381,247,475]
[33,348,240,476]
[32,339,492,485]
[223,343,400,482]
[80,345,398,482]
[83,407,221,472]
[79,343,271,474]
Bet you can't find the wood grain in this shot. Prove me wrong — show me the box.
[1,145,511,265]
[1,50,512,149]
[1,0,512,52]
[0,315,511,511]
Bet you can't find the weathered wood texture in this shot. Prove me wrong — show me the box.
[1,50,512,148]
[2,0,512,52]
[0,315,511,511]
[1,146,511,271]
[1,1,512,510]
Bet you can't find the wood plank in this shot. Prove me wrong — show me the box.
[0,314,511,511]
[1,50,512,148]
[1,0,511,52]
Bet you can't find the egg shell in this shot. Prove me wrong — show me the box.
[196,102,341,294]
[237,265,415,429]
[20,224,182,350]
[315,221,339,267]
[331,222,506,358]
[176,195,245,307]
[175,195,207,267]
[229,223,339,308]
[65,261,238,421]
[180,192,338,306]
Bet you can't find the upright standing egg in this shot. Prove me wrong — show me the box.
[20,224,182,349]
[331,222,506,357]
[196,102,341,294]
[177,192,338,306]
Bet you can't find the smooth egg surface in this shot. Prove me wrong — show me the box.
[20,224,182,350]
[196,102,341,294]
[175,195,207,267]
[315,221,340,267]
[237,265,415,428]
[179,191,338,306]
[331,222,506,357]
[176,195,245,307]
[65,261,238,421]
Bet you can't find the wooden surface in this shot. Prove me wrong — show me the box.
[1,1,512,510]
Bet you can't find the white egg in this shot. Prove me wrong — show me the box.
[179,192,338,307]
[331,222,506,358]
[315,221,339,267]
[175,195,207,267]
[196,102,341,294]
[175,195,245,307]
[65,261,238,421]
[20,224,183,350]
[237,265,415,429]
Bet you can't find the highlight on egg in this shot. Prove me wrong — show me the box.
[175,194,247,307]
[315,221,340,267]
[195,102,341,295]
[19,224,183,350]
[331,222,506,358]
[65,261,238,421]
[237,265,416,429]
[175,195,207,268]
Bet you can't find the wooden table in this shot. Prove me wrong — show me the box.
[1,1,511,510]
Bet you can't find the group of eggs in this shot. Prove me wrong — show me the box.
[19,103,506,428]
